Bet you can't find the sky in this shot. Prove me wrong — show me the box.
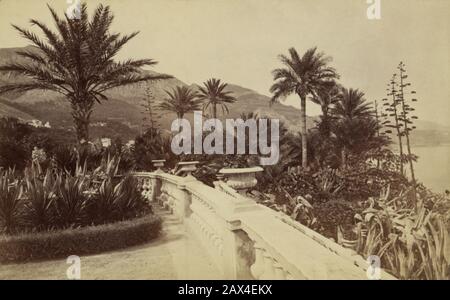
[0,0,449,125]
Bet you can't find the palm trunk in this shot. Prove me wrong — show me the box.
[73,110,90,144]
[341,147,347,170]
[299,95,308,169]
[212,103,217,119]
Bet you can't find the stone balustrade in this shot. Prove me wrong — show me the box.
[132,165,396,280]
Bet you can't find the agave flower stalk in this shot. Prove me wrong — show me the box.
[382,74,404,175]
[396,62,419,210]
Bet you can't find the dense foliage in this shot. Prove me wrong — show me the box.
[0,157,151,235]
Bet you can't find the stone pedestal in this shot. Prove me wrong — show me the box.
[152,159,166,171]
[175,161,199,177]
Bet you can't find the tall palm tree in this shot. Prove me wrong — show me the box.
[311,81,341,136]
[0,3,171,143]
[331,88,372,121]
[198,78,236,119]
[270,47,339,168]
[331,87,374,167]
[158,85,202,119]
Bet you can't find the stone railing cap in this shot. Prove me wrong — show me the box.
[219,166,263,174]
[177,161,199,165]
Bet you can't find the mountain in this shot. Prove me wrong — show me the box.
[0,46,315,140]
[0,46,448,146]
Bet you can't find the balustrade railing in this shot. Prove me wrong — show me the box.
[132,165,395,280]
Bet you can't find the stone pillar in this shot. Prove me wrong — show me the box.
[217,167,264,279]
[151,160,165,203]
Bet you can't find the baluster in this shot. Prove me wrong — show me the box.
[259,252,276,279]
[273,263,286,280]
[250,243,265,279]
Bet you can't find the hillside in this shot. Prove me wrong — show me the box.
[0,46,448,146]
[0,46,314,139]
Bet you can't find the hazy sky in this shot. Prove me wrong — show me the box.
[0,0,448,125]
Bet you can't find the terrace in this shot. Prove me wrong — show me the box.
[1,160,395,280]
[129,160,394,280]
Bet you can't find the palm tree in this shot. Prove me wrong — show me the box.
[311,81,341,136]
[332,88,372,120]
[0,3,171,143]
[270,47,339,168]
[197,78,236,119]
[158,86,202,119]
[331,87,374,167]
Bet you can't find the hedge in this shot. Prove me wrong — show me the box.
[0,214,162,263]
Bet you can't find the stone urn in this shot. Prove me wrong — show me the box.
[218,167,263,195]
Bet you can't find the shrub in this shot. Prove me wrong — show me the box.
[53,175,87,229]
[0,171,25,234]
[0,164,152,235]
[0,214,162,263]
[23,168,57,231]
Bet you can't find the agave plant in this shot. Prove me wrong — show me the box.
[0,170,25,234]
[53,174,88,228]
[23,168,57,231]
[352,189,449,279]
[85,178,121,225]
[115,175,151,219]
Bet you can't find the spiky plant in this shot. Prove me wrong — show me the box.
[0,3,171,143]
[53,174,87,228]
[23,168,57,231]
[0,170,24,234]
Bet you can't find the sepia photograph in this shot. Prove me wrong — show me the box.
[0,0,448,283]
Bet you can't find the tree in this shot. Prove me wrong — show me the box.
[270,47,339,168]
[0,117,32,170]
[158,85,202,119]
[331,87,375,168]
[0,3,171,143]
[311,81,341,136]
[198,78,236,119]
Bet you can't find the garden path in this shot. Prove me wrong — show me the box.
[0,207,221,280]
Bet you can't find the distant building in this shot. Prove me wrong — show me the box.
[101,138,112,148]
[126,140,135,148]
[91,122,107,127]
[28,119,43,128]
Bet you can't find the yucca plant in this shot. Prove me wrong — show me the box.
[93,153,121,180]
[115,175,151,219]
[23,168,57,231]
[53,174,87,228]
[0,170,25,234]
[85,178,121,225]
